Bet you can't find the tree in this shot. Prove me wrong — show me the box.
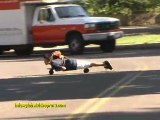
[75,0,160,15]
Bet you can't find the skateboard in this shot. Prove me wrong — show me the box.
[48,68,90,75]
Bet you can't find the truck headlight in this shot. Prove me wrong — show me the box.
[84,23,96,29]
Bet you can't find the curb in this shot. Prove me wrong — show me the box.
[116,43,160,50]
[121,26,160,36]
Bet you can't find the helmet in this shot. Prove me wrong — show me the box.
[52,51,63,59]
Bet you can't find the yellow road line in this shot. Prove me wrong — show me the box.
[67,73,136,120]
[67,61,148,120]
[80,72,143,119]
[80,63,149,119]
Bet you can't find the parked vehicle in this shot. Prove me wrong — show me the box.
[0,0,123,55]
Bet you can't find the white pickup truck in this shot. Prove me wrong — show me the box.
[0,0,123,55]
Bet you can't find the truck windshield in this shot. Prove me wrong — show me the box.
[55,6,89,18]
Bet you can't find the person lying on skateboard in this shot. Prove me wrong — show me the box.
[43,51,113,72]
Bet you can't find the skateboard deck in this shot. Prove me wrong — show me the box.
[48,68,90,75]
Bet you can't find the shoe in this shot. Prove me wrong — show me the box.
[104,61,113,70]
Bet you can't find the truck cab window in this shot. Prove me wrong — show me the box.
[38,8,55,22]
[55,6,88,18]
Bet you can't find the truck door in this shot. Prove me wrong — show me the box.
[32,7,63,44]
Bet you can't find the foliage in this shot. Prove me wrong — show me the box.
[74,0,160,15]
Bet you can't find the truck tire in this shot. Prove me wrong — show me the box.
[68,34,84,55]
[14,45,33,56]
[0,50,3,55]
[100,38,116,52]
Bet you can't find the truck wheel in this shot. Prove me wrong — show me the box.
[100,38,116,52]
[68,34,84,55]
[0,50,3,55]
[14,45,33,56]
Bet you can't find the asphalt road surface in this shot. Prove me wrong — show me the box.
[0,48,160,120]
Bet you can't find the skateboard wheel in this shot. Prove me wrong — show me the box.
[84,68,89,73]
[49,69,54,75]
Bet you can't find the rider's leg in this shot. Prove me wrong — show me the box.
[76,60,113,70]
[90,63,104,67]
[76,60,91,69]
[90,61,113,70]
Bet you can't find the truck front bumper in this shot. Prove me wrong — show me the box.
[82,31,123,41]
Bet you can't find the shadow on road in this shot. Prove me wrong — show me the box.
[0,70,159,102]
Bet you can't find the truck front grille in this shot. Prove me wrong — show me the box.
[96,21,119,31]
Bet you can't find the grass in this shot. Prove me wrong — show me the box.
[35,34,160,51]
[117,34,160,45]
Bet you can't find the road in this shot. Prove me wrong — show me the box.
[0,48,160,120]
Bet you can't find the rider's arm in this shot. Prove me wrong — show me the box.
[60,55,68,59]
[51,62,66,71]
